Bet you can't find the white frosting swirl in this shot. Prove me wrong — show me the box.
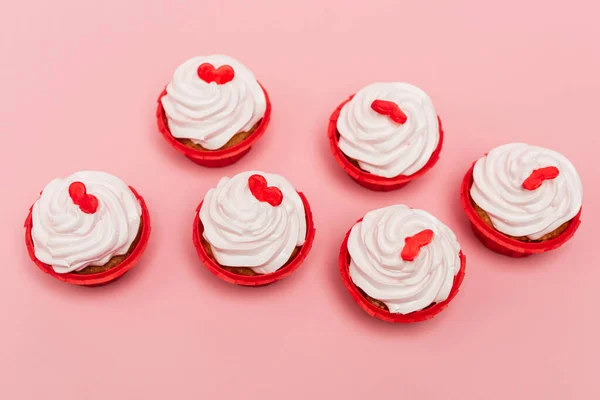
[337,82,440,178]
[31,171,142,274]
[348,205,461,314]
[470,143,582,240]
[161,55,267,150]
[200,171,307,274]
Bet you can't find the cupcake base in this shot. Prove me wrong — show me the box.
[156,83,272,168]
[338,219,466,323]
[73,223,144,275]
[193,192,316,286]
[328,95,444,192]
[24,186,151,286]
[471,201,570,242]
[200,237,301,277]
[460,162,582,257]
[177,123,257,152]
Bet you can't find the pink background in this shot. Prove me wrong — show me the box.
[1,1,598,398]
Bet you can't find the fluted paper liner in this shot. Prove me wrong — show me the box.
[25,186,151,286]
[157,83,271,167]
[328,96,444,191]
[460,162,582,257]
[338,219,466,323]
[193,192,315,286]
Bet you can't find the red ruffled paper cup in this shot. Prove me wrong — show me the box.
[193,193,315,286]
[24,187,151,286]
[460,162,582,257]
[338,219,466,323]
[328,96,444,192]
[156,83,272,168]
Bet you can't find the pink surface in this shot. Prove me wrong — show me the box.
[0,1,598,398]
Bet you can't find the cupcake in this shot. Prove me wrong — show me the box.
[24,171,151,286]
[328,83,443,191]
[157,55,271,167]
[461,143,582,257]
[339,205,466,323]
[193,171,315,286]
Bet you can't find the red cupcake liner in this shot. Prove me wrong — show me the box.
[328,96,444,191]
[338,219,466,323]
[193,192,316,286]
[156,83,272,168]
[24,186,151,286]
[460,162,582,257]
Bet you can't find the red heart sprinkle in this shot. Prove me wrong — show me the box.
[401,229,434,262]
[248,175,283,207]
[68,182,99,214]
[197,63,235,84]
[522,166,560,191]
[371,99,408,124]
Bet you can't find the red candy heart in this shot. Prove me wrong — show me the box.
[197,63,235,84]
[68,181,99,214]
[522,166,560,191]
[401,229,434,262]
[371,99,408,124]
[248,175,283,207]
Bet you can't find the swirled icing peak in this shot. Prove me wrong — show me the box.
[348,205,461,314]
[200,171,307,274]
[161,55,267,150]
[470,143,582,240]
[31,171,142,274]
[337,82,440,178]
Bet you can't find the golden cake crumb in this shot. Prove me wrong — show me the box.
[470,198,569,242]
[74,221,144,275]
[178,121,260,151]
[201,236,300,276]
